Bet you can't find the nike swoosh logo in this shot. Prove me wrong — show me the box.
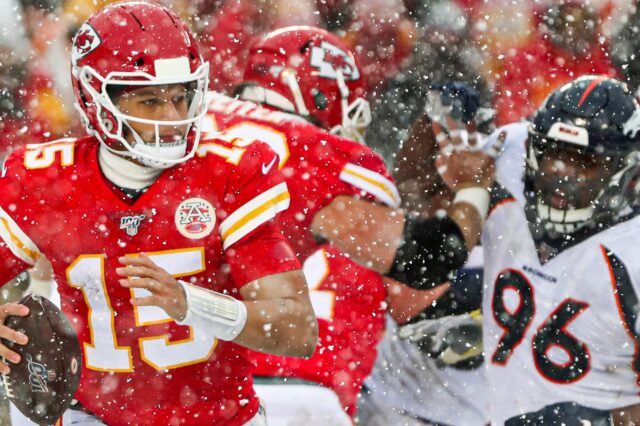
[261,156,278,175]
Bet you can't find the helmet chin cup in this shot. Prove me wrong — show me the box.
[132,140,189,169]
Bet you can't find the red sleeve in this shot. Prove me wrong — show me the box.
[220,141,300,287]
[332,138,401,208]
[0,149,39,283]
[224,225,300,287]
[349,142,395,179]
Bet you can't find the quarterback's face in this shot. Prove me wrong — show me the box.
[114,84,190,145]
[535,143,613,210]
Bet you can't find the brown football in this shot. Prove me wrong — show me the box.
[1,294,82,425]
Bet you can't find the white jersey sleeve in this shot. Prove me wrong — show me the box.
[483,121,529,204]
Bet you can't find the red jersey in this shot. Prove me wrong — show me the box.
[0,136,300,426]
[206,93,400,414]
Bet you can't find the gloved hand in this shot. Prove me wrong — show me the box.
[398,309,483,368]
[426,82,481,123]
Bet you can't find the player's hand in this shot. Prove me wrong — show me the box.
[398,310,483,368]
[0,303,29,374]
[117,253,187,321]
[433,119,505,191]
[428,82,480,124]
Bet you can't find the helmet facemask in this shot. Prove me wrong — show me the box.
[329,70,371,143]
[525,132,640,235]
[74,60,209,169]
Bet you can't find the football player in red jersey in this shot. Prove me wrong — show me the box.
[205,26,498,423]
[0,4,317,426]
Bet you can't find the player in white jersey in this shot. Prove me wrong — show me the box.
[358,83,495,426]
[359,121,529,426]
[482,76,640,424]
[358,249,488,426]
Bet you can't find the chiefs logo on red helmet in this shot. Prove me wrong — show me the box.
[72,23,101,62]
[309,41,360,81]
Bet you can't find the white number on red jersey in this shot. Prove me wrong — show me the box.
[67,248,217,372]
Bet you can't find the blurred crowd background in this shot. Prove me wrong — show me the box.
[1,0,638,163]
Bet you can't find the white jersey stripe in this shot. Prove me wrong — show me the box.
[221,197,290,250]
[0,206,40,265]
[220,182,291,250]
[220,182,289,236]
[339,163,400,208]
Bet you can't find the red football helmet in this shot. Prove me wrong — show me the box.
[239,26,370,142]
[71,2,209,168]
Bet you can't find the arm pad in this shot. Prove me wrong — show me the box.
[386,215,469,290]
[176,281,248,341]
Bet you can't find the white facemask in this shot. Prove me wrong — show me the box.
[74,60,210,169]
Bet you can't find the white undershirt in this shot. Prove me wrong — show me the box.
[98,145,161,190]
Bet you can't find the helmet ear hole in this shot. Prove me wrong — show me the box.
[312,89,328,110]
[134,57,145,67]
[80,69,92,84]
[299,40,313,54]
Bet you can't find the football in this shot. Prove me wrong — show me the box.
[1,294,82,425]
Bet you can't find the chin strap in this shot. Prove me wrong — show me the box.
[281,69,311,116]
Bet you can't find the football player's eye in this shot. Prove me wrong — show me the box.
[141,98,159,106]
[172,94,187,104]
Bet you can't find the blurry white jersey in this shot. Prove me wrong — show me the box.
[254,384,351,426]
[357,125,531,426]
[482,124,640,424]
[359,316,488,426]
[485,122,528,203]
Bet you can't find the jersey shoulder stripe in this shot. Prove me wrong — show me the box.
[601,244,640,387]
[339,163,400,208]
[488,183,517,217]
[219,182,291,250]
[0,206,40,265]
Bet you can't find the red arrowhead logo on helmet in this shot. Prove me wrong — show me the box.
[72,23,101,62]
[309,41,360,81]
